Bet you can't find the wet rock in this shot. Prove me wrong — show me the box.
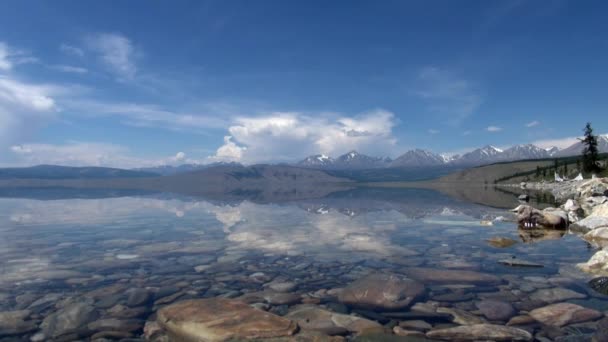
[263,292,301,306]
[529,303,603,327]
[90,330,134,340]
[157,298,298,341]
[593,316,608,342]
[126,288,151,307]
[572,216,608,231]
[511,204,568,229]
[40,302,98,339]
[436,307,485,325]
[486,237,518,248]
[507,315,536,326]
[285,305,381,335]
[393,326,426,337]
[584,228,608,247]
[498,258,543,268]
[398,320,432,331]
[87,318,143,333]
[107,304,149,319]
[426,323,532,341]
[529,287,587,303]
[338,273,425,311]
[403,267,501,285]
[0,310,37,336]
[27,293,62,313]
[588,277,608,295]
[266,282,297,293]
[578,249,608,275]
[475,300,516,321]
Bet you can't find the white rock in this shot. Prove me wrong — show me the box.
[577,249,608,274]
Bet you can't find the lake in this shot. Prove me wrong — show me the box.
[0,186,605,341]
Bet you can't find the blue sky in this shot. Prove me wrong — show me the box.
[1,0,607,167]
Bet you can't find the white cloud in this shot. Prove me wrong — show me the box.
[63,100,229,132]
[0,42,12,70]
[210,110,397,163]
[525,120,540,127]
[209,136,246,161]
[428,129,439,134]
[86,33,137,79]
[8,141,197,168]
[486,125,502,132]
[50,65,88,74]
[415,66,482,124]
[531,136,580,149]
[60,44,84,57]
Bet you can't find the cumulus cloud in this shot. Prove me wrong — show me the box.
[8,141,199,168]
[86,33,137,79]
[415,66,482,124]
[486,125,502,132]
[210,110,397,163]
[525,120,540,127]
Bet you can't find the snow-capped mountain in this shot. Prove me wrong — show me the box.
[296,154,334,168]
[390,149,446,167]
[545,146,560,157]
[454,145,504,166]
[556,134,608,157]
[297,151,390,169]
[294,134,607,170]
[499,144,550,161]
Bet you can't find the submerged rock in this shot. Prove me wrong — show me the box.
[486,237,518,248]
[588,277,608,295]
[0,310,37,336]
[529,287,586,304]
[39,302,98,339]
[403,267,501,285]
[475,300,516,321]
[157,298,297,341]
[529,303,602,327]
[498,258,543,268]
[426,323,532,341]
[338,273,425,311]
[285,305,381,335]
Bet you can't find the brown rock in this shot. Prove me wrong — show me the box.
[338,273,425,310]
[393,326,426,337]
[475,300,516,321]
[529,302,603,327]
[157,298,298,341]
[285,305,381,335]
[426,323,532,341]
[486,237,518,248]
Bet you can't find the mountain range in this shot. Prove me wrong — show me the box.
[297,134,608,169]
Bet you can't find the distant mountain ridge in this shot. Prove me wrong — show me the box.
[0,165,156,179]
[296,136,608,170]
[136,161,242,176]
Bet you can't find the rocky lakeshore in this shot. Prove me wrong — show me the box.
[1,190,608,341]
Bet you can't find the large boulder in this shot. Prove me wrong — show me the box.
[475,300,516,321]
[579,178,608,198]
[426,324,532,341]
[578,249,608,275]
[571,216,608,232]
[593,203,608,217]
[157,298,298,341]
[529,303,602,327]
[510,205,567,229]
[338,273,425,311]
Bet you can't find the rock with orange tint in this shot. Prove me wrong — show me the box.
[157,298,298,341]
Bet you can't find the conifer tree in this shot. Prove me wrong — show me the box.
[580,122,600,173]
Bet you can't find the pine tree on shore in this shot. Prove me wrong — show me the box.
[580,122,601,174]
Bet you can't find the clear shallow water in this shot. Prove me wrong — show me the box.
[0,187,605,341]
